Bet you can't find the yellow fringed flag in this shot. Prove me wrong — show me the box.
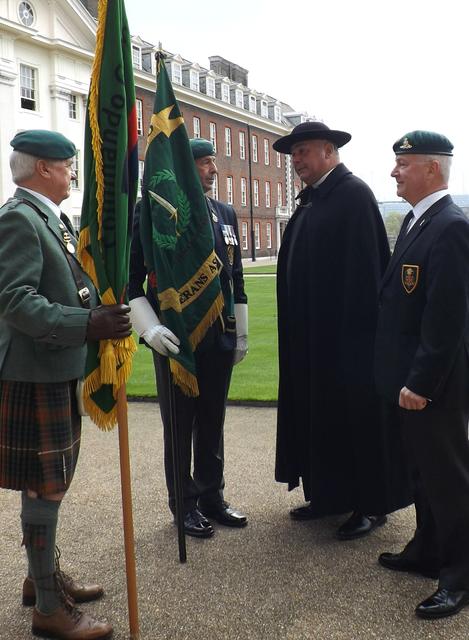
[78,0,138,429]
[139,53,224,396]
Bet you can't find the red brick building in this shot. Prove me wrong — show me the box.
[78,1,309,257]
[133,45,308,259]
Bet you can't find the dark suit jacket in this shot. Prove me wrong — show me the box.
[0,188,97,382]
[375,195,469,407]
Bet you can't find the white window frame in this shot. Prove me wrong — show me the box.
[249,95,257,113]
[70,152,79,190]
[276,151,281,168]
[277,182,283,206]
[225,127,232,157]
[190,69,199,92]
[252,135,258,163]
[242,222,248,250]
[253,179,259,207]
[206,77,215,97]
[266,223,272,249]
[255,222,260,249]
[221,82,230,103]
[68,94,77,120]
[193,116,201,138]
[265,182,271,208]
[132,45,142,69]
[209,122,217,152]
[226,176,233,205]
[239,131,246,160]
[172,61,182,85]
[274,105,282,122]
[264,139,270,165]
[136,98,143,136]
[212,173,219,200]
[261,100,268,118]
[235,89,244,108]
[20,63,37,111]
[241,177,247,207]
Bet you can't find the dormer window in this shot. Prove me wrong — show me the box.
[206,77,215,98]
[172,62,182,85]
[249,95,257,114]
[190,69,199,91]
[132,45,142,69]
[221,83,230,103]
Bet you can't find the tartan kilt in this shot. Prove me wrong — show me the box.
[0,380,81,494]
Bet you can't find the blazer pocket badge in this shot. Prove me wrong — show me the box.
[402,264,419,294]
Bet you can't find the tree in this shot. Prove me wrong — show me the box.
[384,211,405,251]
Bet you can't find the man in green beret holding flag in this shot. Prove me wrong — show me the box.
[130,134,248,538]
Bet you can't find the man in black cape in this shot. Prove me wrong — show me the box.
[274,122,412,539]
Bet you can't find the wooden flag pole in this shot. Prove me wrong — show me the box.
[116,385,140,639]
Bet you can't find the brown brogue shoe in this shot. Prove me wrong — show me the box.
[32,603,113,639]
[23,573,104,606]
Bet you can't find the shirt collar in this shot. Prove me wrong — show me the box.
[413,189,449,221]
[312,166,336,189]
[20,187,62,219]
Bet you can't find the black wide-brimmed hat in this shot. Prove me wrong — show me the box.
[273,121,351,154]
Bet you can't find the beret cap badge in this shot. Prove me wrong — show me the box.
[399,137,413,150]
[393,130,453,156]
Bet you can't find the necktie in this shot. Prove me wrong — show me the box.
[404,210,416,234]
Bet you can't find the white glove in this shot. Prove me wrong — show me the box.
[129,296,180,356]
[233,303,248,365]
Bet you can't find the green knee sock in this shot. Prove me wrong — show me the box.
[21,493,61,614]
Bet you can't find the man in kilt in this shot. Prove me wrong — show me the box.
[0,130,131,640]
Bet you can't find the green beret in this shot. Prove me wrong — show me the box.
[393,130,453,156]
[10,129,77,159]
[189,138,215,159]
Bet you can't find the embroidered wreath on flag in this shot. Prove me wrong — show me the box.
[148,170,191,250]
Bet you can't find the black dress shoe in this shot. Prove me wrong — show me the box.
[378,551,439,579]
[200,502,247,527]
[337,512,387,540]
[179,508,214,538]
[290,503,322,521]
[415,588,469,619]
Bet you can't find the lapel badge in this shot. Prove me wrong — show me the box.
[400,137,413,150]
[401,264,419,294]
[227,244,234,266]
[211,211,218,222]
[62,230,75,254]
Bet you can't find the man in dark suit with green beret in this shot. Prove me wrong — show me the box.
[129,138,248,538]
[375,130,469,619]
[0,129,131,639]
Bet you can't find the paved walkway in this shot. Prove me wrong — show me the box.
[0,403,466,639]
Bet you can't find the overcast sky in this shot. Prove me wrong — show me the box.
[125,0,469,201]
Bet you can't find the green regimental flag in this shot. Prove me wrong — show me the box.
[140,53,224,396]
[77,0,138,429]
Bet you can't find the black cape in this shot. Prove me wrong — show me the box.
[275,164,412,516]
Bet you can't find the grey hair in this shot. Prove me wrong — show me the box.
[9,150,38,184]
[427,154,452,183]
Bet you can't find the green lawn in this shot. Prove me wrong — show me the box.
[243,264,277,274]
[127,275,278,402]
